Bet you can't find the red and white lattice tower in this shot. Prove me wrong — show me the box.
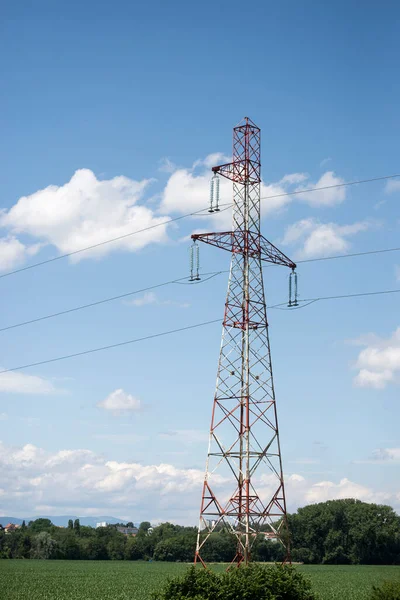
[193,117,296,567]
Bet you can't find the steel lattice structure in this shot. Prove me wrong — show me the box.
[193,117,296,568]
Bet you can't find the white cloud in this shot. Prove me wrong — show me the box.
[370,448,400,463]
[0,159,352,274]
[0,159,353,275]
[193,153,231,170]
[0,413,7,421]
[257,472,393,511]
[0,441,212,522]
[320,158,332,167]
[0,236,41,273]
[354,369,394,389]
[92,434,148,444]
[353,327,400,389]
[128,291,158,307]
[124,292,190,309]
[160,154,308,228]
[304,477,391,505]
[158,157,177,174]
[278,173,308,186]
[160,160,312,223]
[259,180,297,216]
[0,169,170,263]
[0,441,397,522]
[289,458,320,465]
[160,152,231,217]
[282,218,369,259]
[385,179,400,194]
[294,171,346,206]
[97,389,141,415]
[0,370,56,394]
[159,429,209,444]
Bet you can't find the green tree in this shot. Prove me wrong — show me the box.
[17,534,32,559]
[107,537,126,560]
[31,532,58,559]
[0,529,9,559]
[56,529,81,559]
[80,536,108,560]
[154,534,196,562]
[139,521,151,534]
[74,519,81,535]
[200,532,236,563]
[68,519,74,530]
[125,536,143,560]
[288,499,400,565]
[252,536,286,562]
[133,532,156,560]
[291,547,315,564]
[29,518,53,533]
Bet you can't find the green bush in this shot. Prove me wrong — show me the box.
[153,563,318,600]
[370,581,400,600]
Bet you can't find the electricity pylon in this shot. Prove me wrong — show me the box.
[193,117,296,567]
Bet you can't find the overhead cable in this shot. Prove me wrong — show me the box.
[0,287,398,375]
[0,271,223,333]
[1,173,398,280]
[1,245,399,334]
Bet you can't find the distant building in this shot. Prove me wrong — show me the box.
[4,523,20,533]
[95,522,108,528]
[116,526,139,536]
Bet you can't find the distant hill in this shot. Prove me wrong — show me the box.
[0,516,138,528]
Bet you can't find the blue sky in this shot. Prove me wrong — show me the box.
[0,0,399,524]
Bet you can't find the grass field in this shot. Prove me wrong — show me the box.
[0,561,399,600]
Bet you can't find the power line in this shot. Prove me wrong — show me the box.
[0,287,398,375]
[0,205,226,280]
[1,245,400,334]
[0,276,188,332]
[297,246,400,264]
[259,173,400,201]
[1,172,398,280]
[0,271,223,333]
[270,288,400,309]
[297,288,400,304]
[0,319,221,374]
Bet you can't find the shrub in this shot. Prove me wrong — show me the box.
[153,563,318,600]
[370,581,400,600]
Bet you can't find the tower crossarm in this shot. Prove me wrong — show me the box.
[191,231,296,269]
[211,160,260,184]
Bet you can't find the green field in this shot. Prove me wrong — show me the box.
[0,561,399,600]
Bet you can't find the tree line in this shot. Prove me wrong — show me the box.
[1,499,399,564]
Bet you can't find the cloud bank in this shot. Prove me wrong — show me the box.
[0,169,170,269]
[0,441,397,523]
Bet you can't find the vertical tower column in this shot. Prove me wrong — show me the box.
[193,118,295,567]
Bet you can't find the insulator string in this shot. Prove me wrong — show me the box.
[288,269,298,307]
[209,177,214,213]
[195,242,200,280]
[189,241,201,281]
[214,175,220,212]
[189,244,194,281]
